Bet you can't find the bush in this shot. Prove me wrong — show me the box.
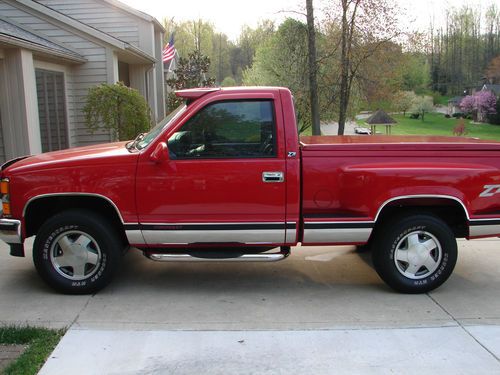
[83,82,151,141]
[221,76,237,87]
[452,112,464,118]
[445,114,451,118]
[431,91,443,105]
[409,113,420,119]
[488,99,500,125]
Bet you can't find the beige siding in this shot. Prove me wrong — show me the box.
[37,0,142,47]
[0,0,111,146]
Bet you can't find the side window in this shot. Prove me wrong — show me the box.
[167,100,276,159]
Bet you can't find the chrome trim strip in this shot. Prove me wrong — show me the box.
[23,193,125,223]
[0,218,22,244]
[141,229,285,245]
[303,228,372,243]
[375,195,470,221]
[469,224,500,237]
[125,230,146,245]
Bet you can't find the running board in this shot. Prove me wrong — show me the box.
[145,247,290,263]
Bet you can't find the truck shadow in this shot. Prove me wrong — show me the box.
[110,246,384,295]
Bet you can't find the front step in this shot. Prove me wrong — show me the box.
[145,247,290,262]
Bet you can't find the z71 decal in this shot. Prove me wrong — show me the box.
[480,185,500,197]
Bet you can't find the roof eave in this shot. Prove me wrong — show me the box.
[11,0,127,50]
[0,34,87,63]
[124,44,156,63]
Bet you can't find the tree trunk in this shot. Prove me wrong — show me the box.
[306,0,321,135]
[338,0,349,135]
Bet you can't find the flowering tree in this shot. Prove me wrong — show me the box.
[460,91,497,122]
[459,95,475,115]
[410,95,434,121]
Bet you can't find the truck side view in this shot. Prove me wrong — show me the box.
[1,87,500,294]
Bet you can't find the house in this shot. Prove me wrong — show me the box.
[481,84,500,97]
[0,0,165,163]
[447,96,464,115]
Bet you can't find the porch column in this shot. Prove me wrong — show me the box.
[1,49,41,157]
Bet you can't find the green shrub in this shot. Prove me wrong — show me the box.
[83,82,152,141]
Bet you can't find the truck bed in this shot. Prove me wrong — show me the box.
[300,135,500,152]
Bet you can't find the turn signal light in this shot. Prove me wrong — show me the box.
[2,202,10,216]
[0,180,8,195]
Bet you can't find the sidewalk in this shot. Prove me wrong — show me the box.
[40,326,500,375]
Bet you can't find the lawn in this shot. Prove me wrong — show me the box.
[0,326,64,375]
[359,112,500,141]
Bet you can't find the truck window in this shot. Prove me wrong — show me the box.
[167,100,276,159]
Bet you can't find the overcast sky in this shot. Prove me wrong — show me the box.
[120,0,497,41]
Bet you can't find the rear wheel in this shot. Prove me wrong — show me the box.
[372,214,457,293]
[33,210,122,294]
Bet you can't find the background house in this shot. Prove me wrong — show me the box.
[0,0,165,163]
[482,84,500,97]
[447,96,464,115]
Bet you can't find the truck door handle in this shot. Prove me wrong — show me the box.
[262,171,284,183]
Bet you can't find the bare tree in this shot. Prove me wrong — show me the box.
[306,0,321,135]
[333,0,402,135]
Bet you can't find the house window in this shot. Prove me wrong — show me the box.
[35,69,69,152]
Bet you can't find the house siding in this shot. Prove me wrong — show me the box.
[0,0,112,146]
[37,0,142,47]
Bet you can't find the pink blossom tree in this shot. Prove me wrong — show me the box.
[460,91,497,122]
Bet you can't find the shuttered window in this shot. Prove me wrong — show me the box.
[35,69,69,152]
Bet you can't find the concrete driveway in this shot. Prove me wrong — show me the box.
[2,239,500,373]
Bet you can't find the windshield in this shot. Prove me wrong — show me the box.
[135,104,187,150]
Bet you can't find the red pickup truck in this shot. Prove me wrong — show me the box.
[1,87,500,294]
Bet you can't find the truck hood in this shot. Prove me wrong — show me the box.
[4,142,136,174]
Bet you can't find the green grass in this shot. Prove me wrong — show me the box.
[358,112,500,141]
[434,95,451,106]
[0,326,65,375]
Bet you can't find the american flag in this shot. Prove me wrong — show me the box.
[162,34,176,63]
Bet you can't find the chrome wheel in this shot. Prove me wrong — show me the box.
[50,230,102,281]
[393,231,442,280]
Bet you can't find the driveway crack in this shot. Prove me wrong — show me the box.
[427,292,500,363]
[69,293,94,328]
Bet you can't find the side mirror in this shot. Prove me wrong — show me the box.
[150,142,170,163]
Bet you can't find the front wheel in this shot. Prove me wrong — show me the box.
[33,210,122,294]
[372,214,458,294]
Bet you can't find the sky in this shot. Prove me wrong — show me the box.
[120,0,497,41]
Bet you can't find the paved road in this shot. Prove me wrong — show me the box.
[2,239,500,373]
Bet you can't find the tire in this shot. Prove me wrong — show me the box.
[372,213,457,294]
[33,210,122,294]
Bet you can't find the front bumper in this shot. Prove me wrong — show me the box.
[0,218,22,244]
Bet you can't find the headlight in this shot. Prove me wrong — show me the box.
[1,178,11,217]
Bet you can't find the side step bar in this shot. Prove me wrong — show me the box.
[145,247,290,263]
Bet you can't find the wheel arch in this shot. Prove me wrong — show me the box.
[373,195,469,238]
[23,194,127,243]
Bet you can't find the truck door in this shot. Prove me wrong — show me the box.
[135,98,287,246]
